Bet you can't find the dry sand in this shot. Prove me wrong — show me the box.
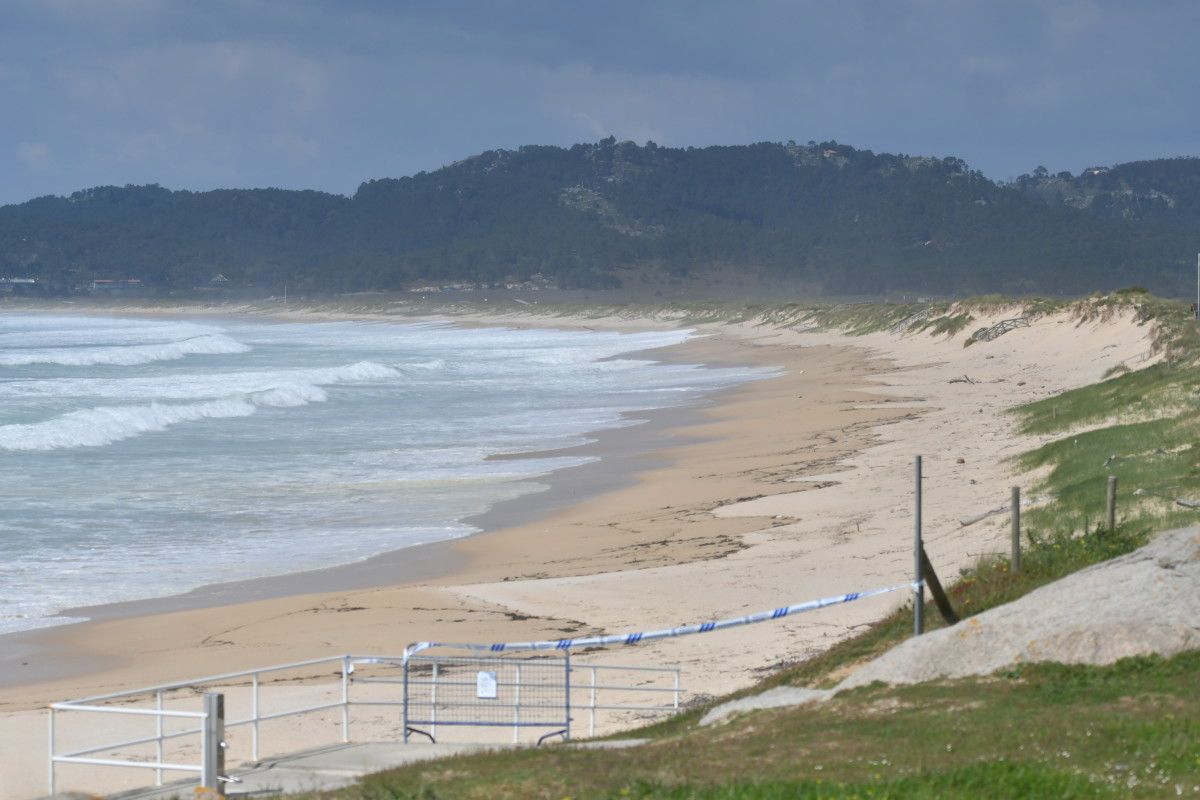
[0,301,1160,799]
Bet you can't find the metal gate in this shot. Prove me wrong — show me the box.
[402,652,570,745]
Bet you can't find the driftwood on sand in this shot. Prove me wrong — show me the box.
[968,317,1030,343]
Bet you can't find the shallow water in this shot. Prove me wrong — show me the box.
[0,314,769,634]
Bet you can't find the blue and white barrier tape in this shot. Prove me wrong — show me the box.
[404,581,920,660]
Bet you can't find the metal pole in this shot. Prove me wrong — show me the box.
[673,670,680,711]
[155,689,164,786]
[430,663,438,743]
[402,657,410,744]
[201,692,225,795]
[341,656,350,744]
[1011,486,1021,574]
[47,707,55,796]
[563,652,571,742]
[589,667,597,737]
[251,673,259,762]
[914,455,924,636]
[1107,475,1118,532]
[513,664,521,743]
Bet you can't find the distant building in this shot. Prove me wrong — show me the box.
[0,277,38,295]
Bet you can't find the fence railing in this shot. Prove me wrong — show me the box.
[49,654,355,794]
[47,653,684,795]
[575,662,682,737]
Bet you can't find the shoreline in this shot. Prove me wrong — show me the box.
[0,299,1163,800]
[4,345,738,640]
[0,310,787,693]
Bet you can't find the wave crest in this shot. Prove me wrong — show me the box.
[0,334,250,367]
[0,360,402,451]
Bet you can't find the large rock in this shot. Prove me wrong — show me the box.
[839,526,1200,690]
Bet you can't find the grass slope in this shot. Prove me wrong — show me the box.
[312,650,1200,799]
[1013,295,1200,540]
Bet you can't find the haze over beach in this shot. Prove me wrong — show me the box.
[2,2,1199,799]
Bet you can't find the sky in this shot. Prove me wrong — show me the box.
[2,0,1198,207]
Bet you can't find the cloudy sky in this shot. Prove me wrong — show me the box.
[2,0,1197,206]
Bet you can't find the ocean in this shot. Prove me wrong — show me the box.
[0,313,768,635]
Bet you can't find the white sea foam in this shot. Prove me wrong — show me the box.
[0,360,402,401]
[0,315,769,634]
[0,360,402,450]
[0,333,250,366]
[0,398,261,450]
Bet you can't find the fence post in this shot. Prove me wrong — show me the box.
[402,657,410,744]
[47,707,55,796]
[201,692,225,795]
[563,652,571,742]
[430,663,438,743]
[341,655,351,744]
[513,664,521,743]
[1011,486,1021,574]
[251,672,260,761]
[589,666,597,737]
[1107,475,1118,532]
[155,689,165,786]
[914,455,924,636]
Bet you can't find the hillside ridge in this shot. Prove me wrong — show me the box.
[2,140,1199,297]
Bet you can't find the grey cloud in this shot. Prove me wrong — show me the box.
[1,0,1197,205]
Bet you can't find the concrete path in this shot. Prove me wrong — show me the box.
[108,742,512,799]
[699,687,831,726]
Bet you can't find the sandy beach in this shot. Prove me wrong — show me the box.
[0,300,1161,799]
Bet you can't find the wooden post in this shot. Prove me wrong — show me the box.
[914,455,924,636]
[919,547,960,625]
[1011,486,1021,573]
[1107,475,1118,532]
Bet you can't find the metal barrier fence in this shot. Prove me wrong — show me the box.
[401,653,571,745]
[388,651,683,745]
[47,652,683,795]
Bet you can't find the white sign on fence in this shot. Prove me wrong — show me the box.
[476,670,498,699]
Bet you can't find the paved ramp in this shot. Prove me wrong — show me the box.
[109,742,511,799]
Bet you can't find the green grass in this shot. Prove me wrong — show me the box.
[310,651,1199,799]
[1003,293,1200,542]
[1014,362,1200,437]
[1018,415,1200,536]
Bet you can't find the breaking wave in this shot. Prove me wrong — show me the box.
[0,360,402,451]
[0,333,251,367]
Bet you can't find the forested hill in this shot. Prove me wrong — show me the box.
[2,139,1198,297]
